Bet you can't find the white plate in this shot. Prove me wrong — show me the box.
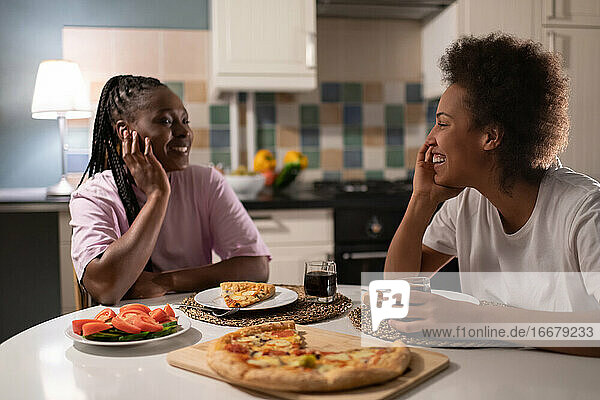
[65,308,191,346]
[432,289,480,305]
[194,286,298,310]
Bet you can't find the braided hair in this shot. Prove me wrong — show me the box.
[80,75,165,226]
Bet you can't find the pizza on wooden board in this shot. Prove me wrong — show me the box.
[207,321,411,392]
[220,282,275,308]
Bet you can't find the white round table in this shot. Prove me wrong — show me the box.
[1,285,599,399]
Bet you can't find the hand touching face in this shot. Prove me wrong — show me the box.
[122,86,193,173]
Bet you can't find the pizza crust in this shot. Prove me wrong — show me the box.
[207,321,411,392]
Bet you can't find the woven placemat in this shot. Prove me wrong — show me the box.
[348,304,510,348]
[180,285,353,327]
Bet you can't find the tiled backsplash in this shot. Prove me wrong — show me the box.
[63,26,440,182]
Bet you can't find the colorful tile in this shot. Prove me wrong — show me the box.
[342,83,362,103]
[363,127,385,146]
[210,129,230,148]
[343,105,362,126]
[298,169,323,182]
[65,127,89,149]
[189,149,211,166]
[165,81,184,100]
[342,169,365,181]
[385,105,404,127]
[323,171,342,181]
[406,124,428,147]
[276,93,296,103]
[303,150,320,169]
[363,147,386,170]
[210,150,231,168]
[406,83,423,103]
[363,82,383,103]
[363,104,384,127]
[427,98,440,124]
[405,103,425,124]
[210,105,229,125]
[301,127,319,147]
[343,126,363,147]
[277,104,299,127]
[384,168,408,181]
[384,81,406,103]
[192,128,209,148]
[386,127,404,146]
[365,170,384,180]
[320,103,342,125]
[256,104,276,125]
[186,103,209,129]
[296,89,320,104]
[256,92,275,103]
[320,149,343,170]
[320,126,343,149]
[300,105,319,126]
[343,149,362,168]
[321,82,341,102]
[277,126,300,147]
[184,81,207,103]
[257,127,276,148]
[405,146,419,169]
[386,147,404,167]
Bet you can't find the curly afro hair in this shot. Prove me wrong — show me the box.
[439,33,570,193]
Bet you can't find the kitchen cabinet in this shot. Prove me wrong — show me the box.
[542,27,600,179]
[422,0,542,99]
[249,209,334,285]
[210,0,317,94]
[543,0,600,27]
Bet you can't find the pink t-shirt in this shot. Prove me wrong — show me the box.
[69,165,270,281]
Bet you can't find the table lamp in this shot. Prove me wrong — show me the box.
[31,60,91,196]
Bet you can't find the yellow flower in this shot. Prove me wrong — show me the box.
[253,149,276,172]
[283,150,308,170]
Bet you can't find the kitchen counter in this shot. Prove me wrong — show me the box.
[0,183,412,211]
[2,285,599,400]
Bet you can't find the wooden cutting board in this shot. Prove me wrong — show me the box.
[167,325,449,399]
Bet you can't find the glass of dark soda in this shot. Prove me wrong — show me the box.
[304,260,337,303]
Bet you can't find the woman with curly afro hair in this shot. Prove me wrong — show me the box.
[385,33,600,356]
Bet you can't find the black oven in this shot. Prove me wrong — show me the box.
[314,180,412,285]
[334,204,408,284]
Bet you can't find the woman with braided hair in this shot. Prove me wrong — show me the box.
[69,75,269,305]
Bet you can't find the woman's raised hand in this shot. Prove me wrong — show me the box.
[122,130,170,199]
[412,142,462,206]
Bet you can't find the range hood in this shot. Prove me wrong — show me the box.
[316,0,455,22]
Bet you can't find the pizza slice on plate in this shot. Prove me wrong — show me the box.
[220,282,275,308]
[207,321,411,392]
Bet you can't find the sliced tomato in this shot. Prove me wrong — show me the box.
[111,315,142,334]
[82,321,112,336]
[149,308,169,323]
[72,319,99,335]
[118,309,147,320]
[164,304,176,318]
[94,308,117,322]
[119,303,151,314]
[129,314,163,332]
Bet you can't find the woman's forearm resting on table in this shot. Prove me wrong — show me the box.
[384,195,443,275]
[82,193,170,305]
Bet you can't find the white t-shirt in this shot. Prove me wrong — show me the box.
[423,166,600,311]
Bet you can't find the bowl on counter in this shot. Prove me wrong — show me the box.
[224,174,265,200]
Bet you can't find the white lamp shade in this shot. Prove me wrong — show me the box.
[31,60,91,119]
